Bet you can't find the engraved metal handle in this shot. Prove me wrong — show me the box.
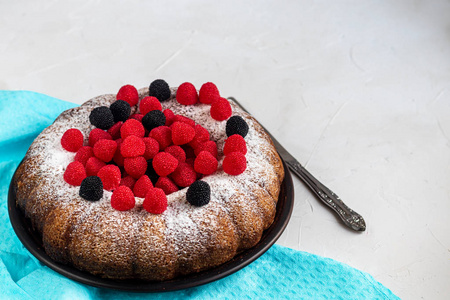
[288,161,366,231]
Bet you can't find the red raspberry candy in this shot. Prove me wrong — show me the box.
[188,124,210,149]
[85,157,106,176]
[93,139,117,162]
[171,121,195,145]
[194,151,218,175]
[171,162,196,187]
[194,140,218,158]
[107,121,123,140]
[142,137,159,160]
[210,97,232,121]
[223,152,247,175]
[176,82,198,105]
[130,113,144,122]
[61,128,84,152]
[113,139,125,166]
[111,186,135,211]
[149,126,172,150]
[165,145,186,163]
[74,146,94,166]
[117,84,139,106]
[120,175,136,190]
[97,164,121,190]
[152,152,178,177]
[124,156,147,179]
[133,175,153,198]
[199,82,220,104]
[121,135,145,158]
[173,115,196,128]
[223,134,247,155]
[63,161,86,186]
[140,96,162,115]
[163,109,175,126]
[121,119,145,139]
[88,128,112,147]
[155,177,179,195]
[143,188,167,214]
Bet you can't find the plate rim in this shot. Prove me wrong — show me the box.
[8,157,294,292]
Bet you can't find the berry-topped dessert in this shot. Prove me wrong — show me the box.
[13,80,285,281]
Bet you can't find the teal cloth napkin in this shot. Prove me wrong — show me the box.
[0,90,399,299]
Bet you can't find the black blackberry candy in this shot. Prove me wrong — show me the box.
[186,180,210,207]
[79,176,103,201]
[89,106,115,130]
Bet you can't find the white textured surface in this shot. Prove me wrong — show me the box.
[1,0,449,298]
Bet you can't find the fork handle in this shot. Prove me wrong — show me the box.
[288,161,366,231]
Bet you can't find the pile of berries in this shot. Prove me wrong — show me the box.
[61,80,249,214]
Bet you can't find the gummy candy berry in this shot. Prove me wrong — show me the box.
[186,180,210,207]
[142,110,166,131]
[142,137,160,160]
[97,164,121,191]
[210,97,232,121]
[121,119,145,139]
[89,106,115,130]
[113,139,125,166]
[176,82,198,105]
[223,134,247,155]
[194,140,218,158]
[79,176,103,201]
[171,121,195,145]
[121,135,145,158]
[129,113,144,122]
[199,82,220,104]
[149,126,172,150]
[124,156,148,179]
[85,157,106,177]
[116,84,139,106]
[163,109,175,126]
[64,161,87,186]
[107,121,123,140]
[120,175,136,190]
[74,146,94,166]
[171,162,196,187]
[133,175,153,198]
[88,128,112,147]
[143,188,167,214]
[111,186,135,211]
[188,124,210,149]
[173,114,196,128]
[223,152,247,176]
[152,152,179,177]
[110,100,131,123]
[61,128,84,152]
[226,115,249,138]
[155,177,178,195]
[194,151,218,175]
[93,139,117,162]
[140,96,162,115]
[149,79,171,102]
[164,145,186,163]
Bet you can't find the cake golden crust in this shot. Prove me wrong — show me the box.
[13,87,284,281]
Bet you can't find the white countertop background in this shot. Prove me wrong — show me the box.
[2,1,450,298]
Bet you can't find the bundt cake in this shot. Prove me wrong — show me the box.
[13,80,285,281]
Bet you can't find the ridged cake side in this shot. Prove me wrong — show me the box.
[13,88,284,280]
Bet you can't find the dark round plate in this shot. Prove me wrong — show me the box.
[8,158,294,292]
